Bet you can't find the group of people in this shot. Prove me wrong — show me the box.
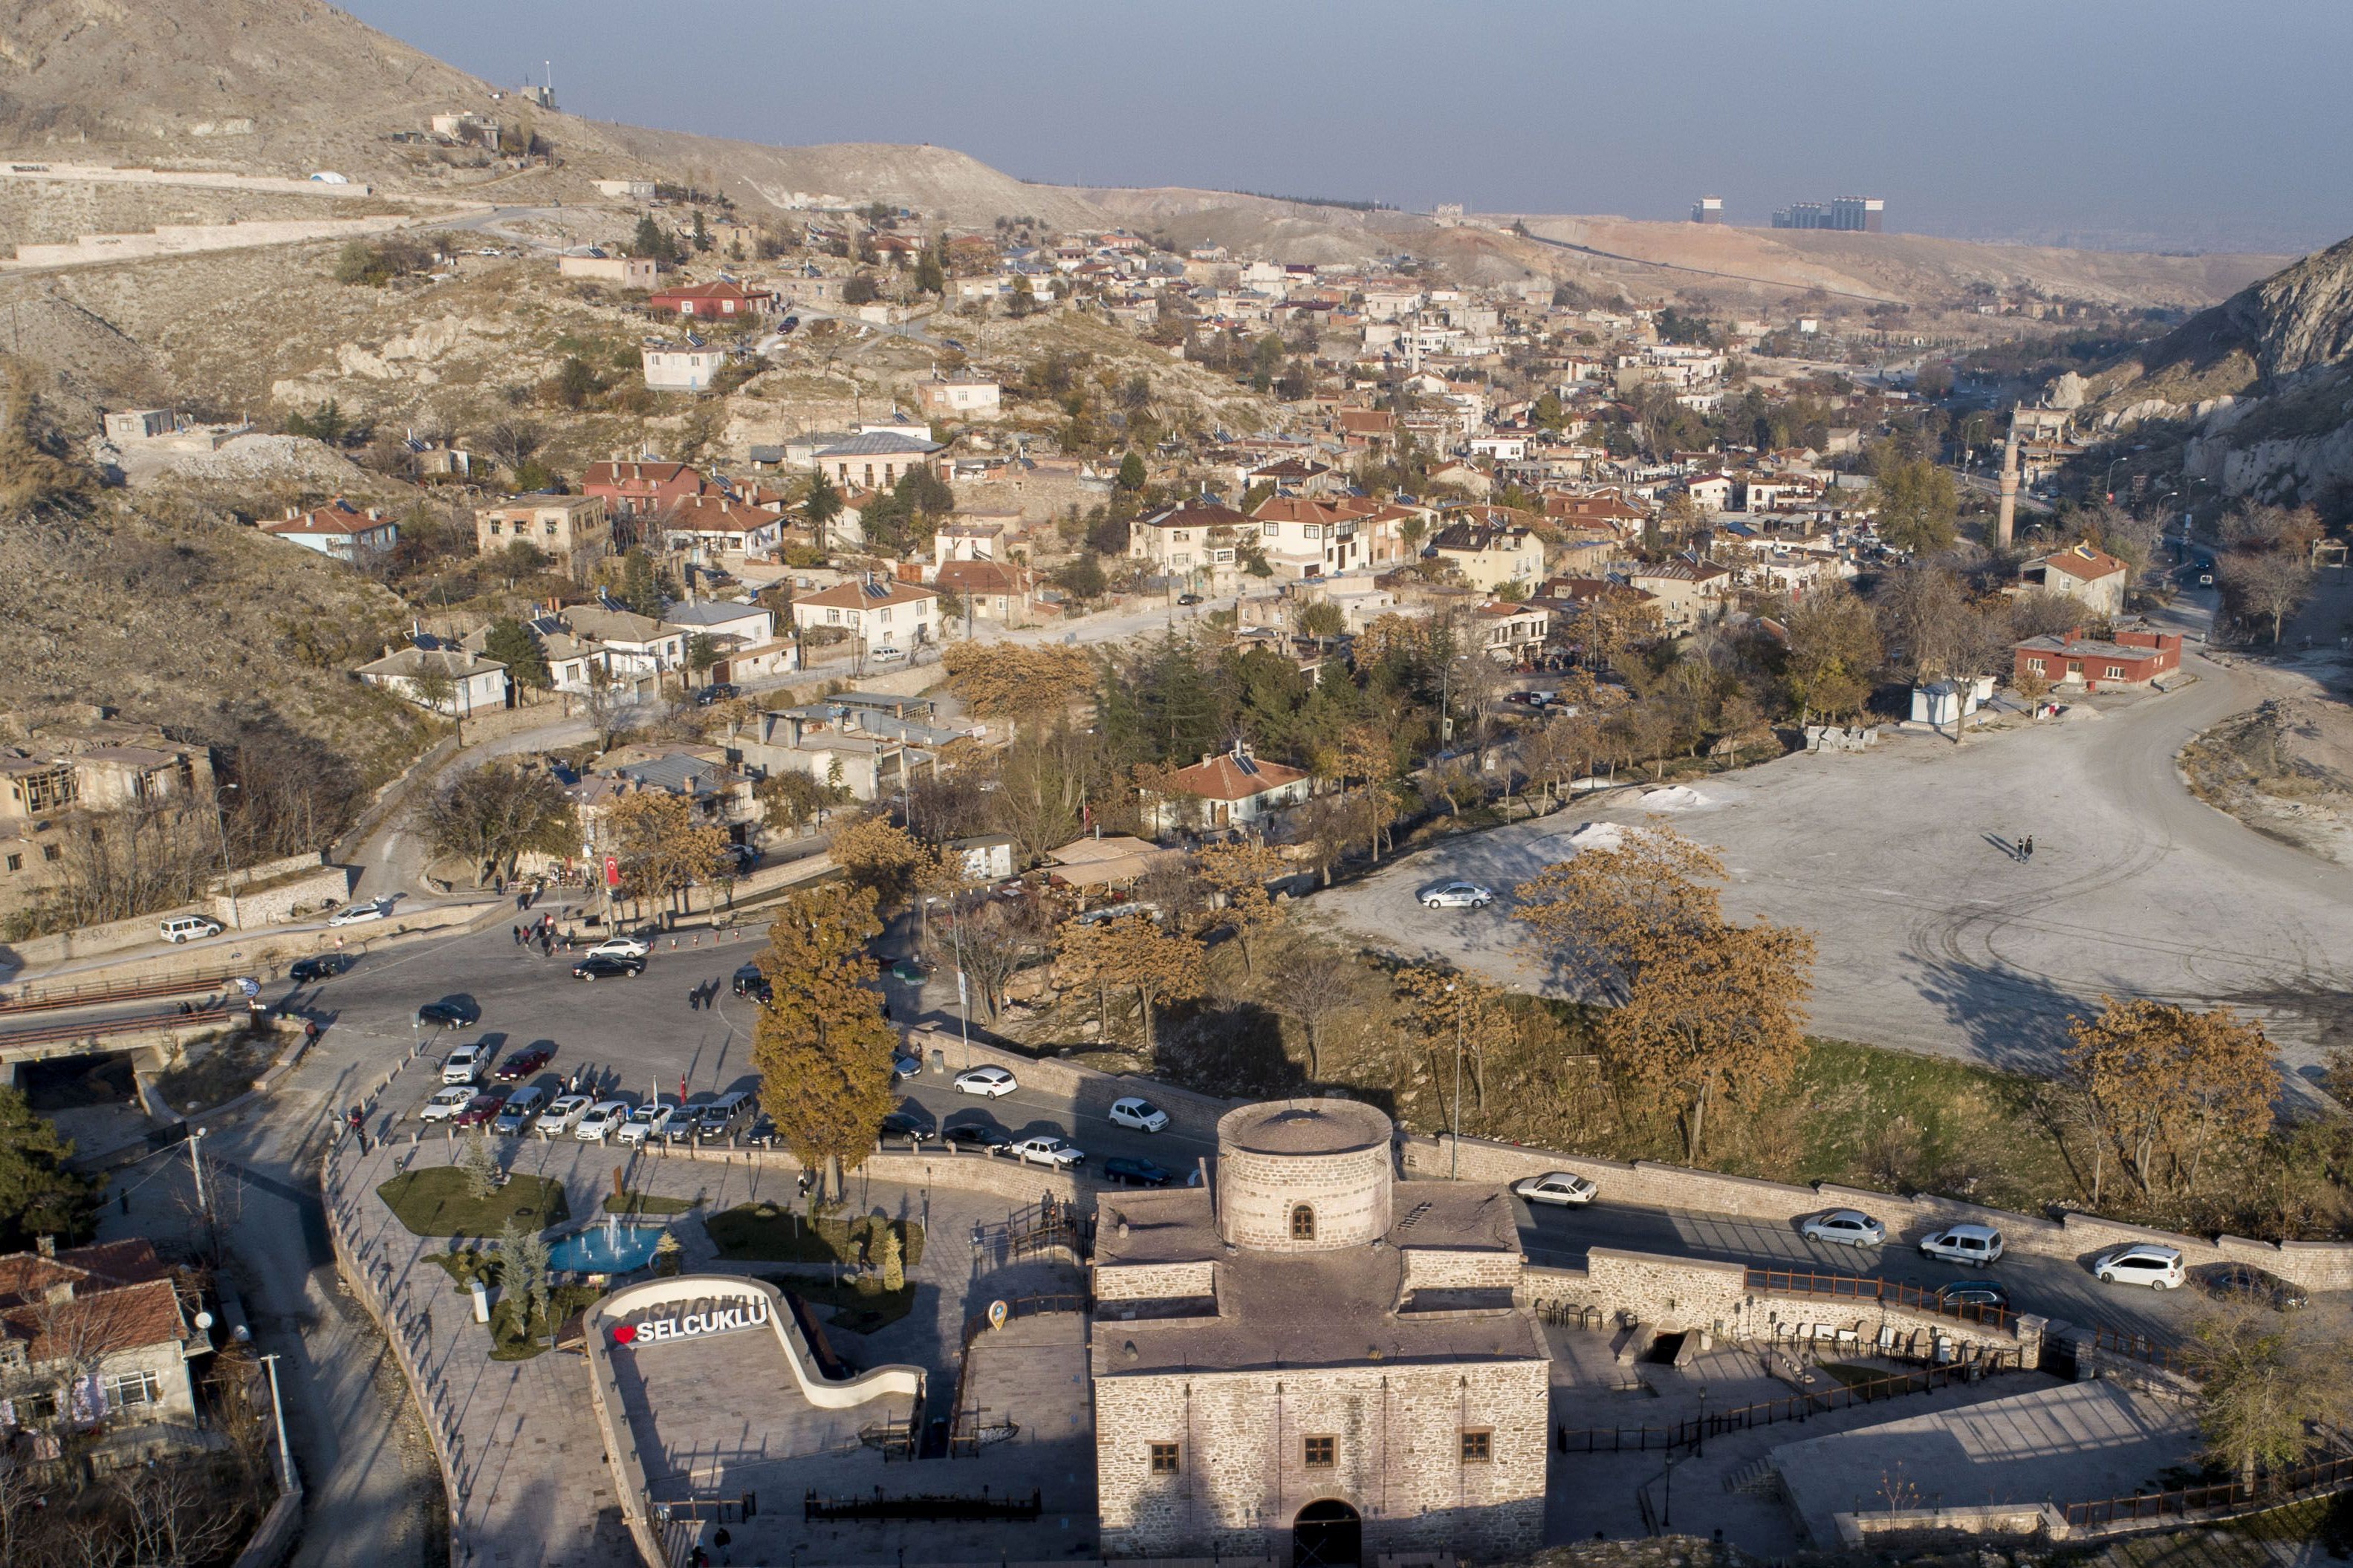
[510,912,571,955]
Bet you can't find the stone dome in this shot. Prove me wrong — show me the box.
[1215,1099,1395,1252]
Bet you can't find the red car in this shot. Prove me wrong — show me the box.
[495,1047,554,1082]
[452,1092,508,1128]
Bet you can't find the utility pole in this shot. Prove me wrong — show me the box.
[259,1352,296,1492]
[187,1127,209,1215]
[1446,981,1464,1179]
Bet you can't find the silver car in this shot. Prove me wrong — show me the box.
[1420,880,1494,910]
[1802,1208,1886,1248]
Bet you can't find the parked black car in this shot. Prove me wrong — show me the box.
[731,962,771,1002]
[1103,1156,1176,1187]
[415,998,480,1028]
[941,1122,1011,1154]
[695,682,741,707]
[289,954,352,983]
[881,1111,935,1145]
[2198,1261,2308,1310]
[570,955,645,982]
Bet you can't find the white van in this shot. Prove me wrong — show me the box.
[160,915,223,944]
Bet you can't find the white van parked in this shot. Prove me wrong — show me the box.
[160,915,223,943]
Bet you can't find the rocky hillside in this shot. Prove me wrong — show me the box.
[2082,233,2353,506]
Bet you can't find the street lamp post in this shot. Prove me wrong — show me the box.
[209,783,241,930]
[259,1351,295,1492]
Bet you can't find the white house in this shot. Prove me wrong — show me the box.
[0,1238,209,1437]
[640,343,730,392]
[914,378,1002,420]
[1141,741,1312,834]
[262,498,398,563]
[789,576,938,649]
[813,430,944,492]
[660,495,785,559]
[356,645,508,717]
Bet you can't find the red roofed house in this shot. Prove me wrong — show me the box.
[1473,600,1552,665]
[933,559,1038,625]
[1335,408,1394,449]
[646,279,776,319]
[1142,740,1311,834]
[661,495,785,558]
[789,576,938,649]
[582,460,707,519]
[0,1237,208,1437]
[262,498,399,563]
[2019,543,2129,619]
[2013,628,2181,692]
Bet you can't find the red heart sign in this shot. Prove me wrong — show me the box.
[610,1324,637,1346]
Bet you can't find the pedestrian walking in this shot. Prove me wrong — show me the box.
[689,987,701,1012]
[712,1526,732,1565]
[2013,838,2027,862]
[2024,836,2035,862]
[513,925,522,946]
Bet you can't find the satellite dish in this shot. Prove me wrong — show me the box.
[232,1324,252,1342]
[194,1311,215,1331]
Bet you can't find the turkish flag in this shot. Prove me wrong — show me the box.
[603,855,620,888]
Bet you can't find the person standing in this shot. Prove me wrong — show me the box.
[2024,836,2035,862]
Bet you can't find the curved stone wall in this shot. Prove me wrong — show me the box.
[1215,1099,1394,1251]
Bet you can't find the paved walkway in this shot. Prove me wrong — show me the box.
[324,1050,1080,1568]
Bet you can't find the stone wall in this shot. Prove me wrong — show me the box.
[1412,1132,2353,1294]
[1401,1248,1523,1293]
[209,863,353,928]
[1217,1140,1390,1252]
[1095,1360,1548,1562]
[1096,1260,1217,1304]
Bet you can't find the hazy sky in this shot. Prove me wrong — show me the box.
[346,0,2353,256]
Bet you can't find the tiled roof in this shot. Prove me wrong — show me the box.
[1166,749,1308,801]
[266,498,389,536]
[814,431,944,458]
[794,578,938,611]
[2039,544,2126,582]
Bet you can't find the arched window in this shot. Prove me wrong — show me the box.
[1290,1204,1316,1241]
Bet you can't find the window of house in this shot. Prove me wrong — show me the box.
[1262,522,1278,536]
[827,610,842,625]
[4,853,17,872]
[1461,1428,1493,1463]
[103,1370,160,1410]
[1290,1204,1316,1240]
[486,521,502,536]
[2027,658,2046,675]
[42,844,59,862]
[2106,666,2126,680]
[1149,1442,1181,1474]
[879,607,893,624]
[1302,1434,1335,1468]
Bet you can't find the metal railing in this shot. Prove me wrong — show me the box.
[1557,1361,2001,1453]
[803,1486,1041,1523]
[2064,1455,2353,1528]
[1745,1266,2014,1330]
[0,1004,238,1053]
[0,966,244,1015]
[960,1292,1085,1348]
[2089,1323,2193,1375]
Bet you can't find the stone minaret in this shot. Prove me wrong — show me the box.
[1995,408,2020,550]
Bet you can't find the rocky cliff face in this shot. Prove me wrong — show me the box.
[2217,233,2353,387]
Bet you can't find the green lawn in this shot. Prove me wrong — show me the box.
[602,1191,698,1217]
[424,1252,600,1360]
[705,1203,924,1268]
[758,1273,918,1335]
[377,1167,570,1239]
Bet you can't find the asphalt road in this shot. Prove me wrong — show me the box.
[1510,1195,2213,1348]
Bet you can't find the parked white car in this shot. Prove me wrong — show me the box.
[2095,1243,2186,1289]
[1420,880,1494,910]
[418,1085,475,1122]
[1108,1096,1169,1133]
[538,1093,594,1136]
[159,914,223,944]
[441,1044,489,1085]
[1919,1223,2005,1265]
[615,1099,678,1147]
[328,898,390,928]
[1013,1136,1085,1170]
[869,645,906,663]
[574,1099,633,1141]
[1512,1172,1598,1208]
[954,1065,1018,1098]
[588,935,651,960]
[1802,1209,1886,1248]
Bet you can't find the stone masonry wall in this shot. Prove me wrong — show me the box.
[1096,1360,1548,1563]
[1411,1132,2353,1294]
[1401,1249,1523,1293]
[1096,1260,1218,1304]
[1218,1141,1391,1251]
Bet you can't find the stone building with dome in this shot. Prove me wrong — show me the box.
[1090,1099,1548,1566]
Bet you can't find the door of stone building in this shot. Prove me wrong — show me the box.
[1292,1498,1361,1567]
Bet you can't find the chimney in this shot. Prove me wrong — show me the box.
[44,1281,74,1307]
[35,1234,54,1259]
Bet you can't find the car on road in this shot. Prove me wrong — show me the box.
[494,1047,554,1082]
[1103,1156,1176,1187]
[881,1111,934,1145]
[288,954,352,983]
[1919,1223,2005,1265]
[731,963,771,1002]
[694,683,741,707]
[417,999,480,1029]
[2197,1262,2308,1310]
[571,954,645,982]
[892,1053,923,1080]
[1936,1281,2010,1312]
[1176,593,1203,606]
[328,898,391,928]
[615,1100,678,1147]
[160,914,224,943]
[941,1122,1011,1153]
[418,1085,475,1122]
[441,1043,490,1085]
[1505,691,1547,707]
[452,1092,507,1128]
[1512,1172,1599,1208]
[538,1093,594,1136]
[1802,1208,1886,1248]
[954,1065,1018,1098]
[1420,880,1494,910]
[574,1099,632,1141]
[869,645,906,663]
[1013,1135,1085,1170]
[493,1087,547,1135]
[589,936,652,960]
[2094,1243,2186,1289]
[1108,1096,1169,1133]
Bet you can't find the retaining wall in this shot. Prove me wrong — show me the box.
[1413,1132,2353,1293]
[902,1026,1244,1148]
